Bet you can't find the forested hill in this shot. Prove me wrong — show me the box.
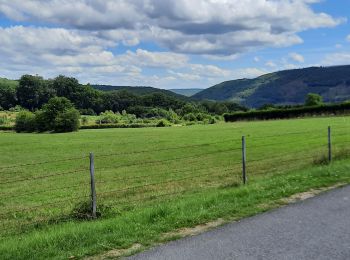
[92,85,188,100]
[192,65,350,107]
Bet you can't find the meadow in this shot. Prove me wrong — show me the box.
[0,116,350,259]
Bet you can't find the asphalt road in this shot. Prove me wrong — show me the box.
[128,185,350,260]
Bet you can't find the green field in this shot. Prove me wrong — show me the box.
[1,116,350,259]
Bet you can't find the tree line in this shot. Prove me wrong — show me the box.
[0,75,247,116]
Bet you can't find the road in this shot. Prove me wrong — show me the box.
[128,185,350,260]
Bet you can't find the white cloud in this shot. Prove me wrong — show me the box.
[265,61,277,67]
[0,0,343,55]
[289,52,305,63]
[322,52,350,66]
[0,1,345,88]
[120,49,189,69]
[231,68,267,79]
[347,35,350,42]
[335,44,343,49]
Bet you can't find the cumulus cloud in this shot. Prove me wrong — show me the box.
[322,52,350,66]
[0,0,345,88]
[0,0,343,55]
[289,52,305,63]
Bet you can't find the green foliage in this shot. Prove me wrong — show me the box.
[97,110,120,124]
[183,113,197,121]
[305,93,323,106]
[15,97,80,133]
[40,97,79,133]
[81,116,88,125]
[156,119,171,127]
[17,75,55,110]
[1,74,243,127]
[53,108,80,133]
[14,110,36,132]
[224,102,350,122]
[0,84,17,110]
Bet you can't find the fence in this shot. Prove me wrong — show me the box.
[0,125,349,236]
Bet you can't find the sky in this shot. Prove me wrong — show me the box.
[0,0,349,89]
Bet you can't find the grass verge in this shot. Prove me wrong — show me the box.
[1,158,350,260]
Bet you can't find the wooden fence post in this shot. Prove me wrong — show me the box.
[89,152,97,218]
[242,136,247,184]
[328,126,332,163]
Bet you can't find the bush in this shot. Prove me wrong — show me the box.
[305,93,323,106]
[35,110,50,132]
[81,116,88,125]
[15,111,36,132]
[183,113,197,121]
[53,109,80,132]
[97,110,119,124]
[156,119,170,127]
[38,97,79,133]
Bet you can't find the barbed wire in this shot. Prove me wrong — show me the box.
[94,138,241,159]
[96,164,237,184]
[98,147,241,172]
[0,180,90,199]
[0,155,88,172]
[0,168,88,185]
[98,168,234,199]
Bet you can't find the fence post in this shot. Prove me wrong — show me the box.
[89,152,97,218]
[328,126,332,163]
[242,136,247,184]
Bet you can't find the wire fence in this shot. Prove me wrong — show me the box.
[0,125,349,236]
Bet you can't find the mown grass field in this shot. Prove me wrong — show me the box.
[0,116,350,259]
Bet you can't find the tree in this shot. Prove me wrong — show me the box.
[305,93,323,106]
[0,84,17,110]
[17,75,55,110]
[38,97,80,132]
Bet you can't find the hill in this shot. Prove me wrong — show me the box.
[0,77,18,88]
[92,85,188,100]
[192,65,350,107]
[169,88,203,97]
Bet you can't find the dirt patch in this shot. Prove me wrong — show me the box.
[162,218,226,240]
[281,183,345,204]
[84,243,142,260]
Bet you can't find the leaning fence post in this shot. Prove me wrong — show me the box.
[89,152,97,218]
[328,126,332,163]
[242,136,247,184]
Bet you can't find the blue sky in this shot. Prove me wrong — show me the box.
[0,0,349,89]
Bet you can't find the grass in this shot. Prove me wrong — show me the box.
[0,116,350,259]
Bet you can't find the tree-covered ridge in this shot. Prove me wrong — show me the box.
[92,85,188,100]
[192,65,350,107]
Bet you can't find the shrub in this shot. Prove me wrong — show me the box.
[35,97,80,133]
[183,113,197,121]
[209,117,217,124]
[35,110,50,132]
[81,116,88,125]
[53,109,80,132]
[156,119,171,127]
[15,110,36,132]
[305,93,323,106]
[97,110,119,124]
